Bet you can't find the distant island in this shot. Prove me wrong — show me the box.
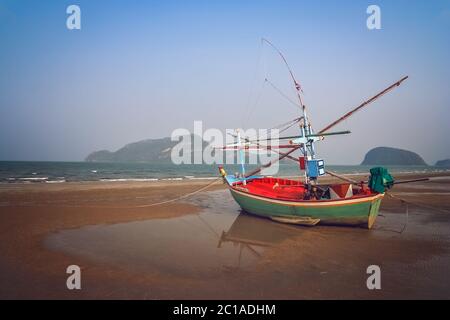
[361,146,427,166]
[86,137,176,162]
[435,159,450,167]
[85,135,209,163]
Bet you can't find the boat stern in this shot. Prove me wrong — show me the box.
[367,193,384,229]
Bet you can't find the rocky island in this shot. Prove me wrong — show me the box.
[435,159,450,167]
[361,146,427,166]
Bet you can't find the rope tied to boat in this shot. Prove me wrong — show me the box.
[386,192,450,215]
[382,191,450,234]
[373,193,409,234]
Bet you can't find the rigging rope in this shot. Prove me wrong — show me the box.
[265,78,301,108]
[243,39,304,130]
[243,40,267,129]
[262,38,304,105]
[228,117,301,145]
[255,116,302,144]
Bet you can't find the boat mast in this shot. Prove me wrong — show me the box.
[296,73,312,185]
[262,38,312,184]
[236,129,246,185]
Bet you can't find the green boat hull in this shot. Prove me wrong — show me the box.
[229,187,384,229]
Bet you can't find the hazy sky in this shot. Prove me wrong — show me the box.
[0,0,449,164]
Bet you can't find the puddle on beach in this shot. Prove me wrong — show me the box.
[45,191,307,277]
[45,189,450,287]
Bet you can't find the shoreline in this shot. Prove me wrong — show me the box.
[1,165,449,185]
[2,170,449,187]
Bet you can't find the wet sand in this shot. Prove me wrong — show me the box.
[0,173,450,299]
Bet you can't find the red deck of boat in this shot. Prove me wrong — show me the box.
[232,177,373,201]
[233,177,305,201]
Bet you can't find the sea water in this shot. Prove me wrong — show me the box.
[0,161,447,183]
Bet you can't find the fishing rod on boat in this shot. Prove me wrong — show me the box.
[319,76,409,134]
[323,171,429,187]
[393,177,430,184]
[243,130,351,144]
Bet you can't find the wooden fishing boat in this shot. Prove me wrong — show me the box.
[217,39,410,229]
[220,174,384,229]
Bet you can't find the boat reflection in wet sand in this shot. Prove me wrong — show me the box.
[219,213,303,248]
[218,213,304,267]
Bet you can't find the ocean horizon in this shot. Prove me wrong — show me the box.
[0,161,448,184]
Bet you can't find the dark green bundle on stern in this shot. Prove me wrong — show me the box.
[368,167,395,193]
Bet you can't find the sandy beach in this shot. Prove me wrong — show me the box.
[1,172,450,299]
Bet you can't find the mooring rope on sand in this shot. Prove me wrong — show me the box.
[12,177,223,209]
[380,192,450,234]
[384,192,409,234]
[134,177,222,208]
[386,192,450,215]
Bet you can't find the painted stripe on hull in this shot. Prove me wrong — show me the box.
[230,186,384,207]
[228,187,384,228]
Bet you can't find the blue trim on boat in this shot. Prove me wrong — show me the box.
[224,175,263,185]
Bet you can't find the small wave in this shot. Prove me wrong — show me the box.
[46,180,66,184]
[430,176,450,181]
[18,177,48,181]
[99,178,159,182]
[187,177,218,180]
